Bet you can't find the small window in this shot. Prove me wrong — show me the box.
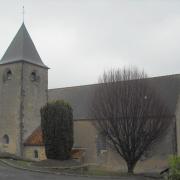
[2,134,9,144]
[7,70,12,80]
[96,133,107,155]
[34,150,38,158]
[31,72,36,81]
[3,69,12,82]
[30,71,40,82]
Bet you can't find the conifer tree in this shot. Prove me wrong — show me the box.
[41,100,73,160]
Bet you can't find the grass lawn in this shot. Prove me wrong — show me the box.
[1,159,32,168]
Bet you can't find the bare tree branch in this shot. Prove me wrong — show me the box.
[91,67,173,173]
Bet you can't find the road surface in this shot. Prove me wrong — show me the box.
[0,162,158,180]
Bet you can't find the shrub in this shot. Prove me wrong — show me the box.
[41,100,73,160]
[168,156,180,180]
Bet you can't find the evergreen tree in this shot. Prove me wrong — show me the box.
[41,100,73,160]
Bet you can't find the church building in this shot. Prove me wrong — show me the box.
[0,23,180,172]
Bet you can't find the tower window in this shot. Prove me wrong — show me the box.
[31,72,36,81]
[2,134,9,144]
[30,71,40,82]
[34,150,39,158]
[3,69,12,82]
[7,70,12,80]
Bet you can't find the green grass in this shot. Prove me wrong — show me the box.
[65,165,128,176]
[2,159,32,168]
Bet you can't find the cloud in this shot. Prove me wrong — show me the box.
[0,0,180,88]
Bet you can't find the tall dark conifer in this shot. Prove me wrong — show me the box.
[41,100,73,160]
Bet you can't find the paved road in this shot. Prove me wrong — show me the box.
[0,162,156,180]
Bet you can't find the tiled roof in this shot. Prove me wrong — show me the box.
[48,74,180,119]
[24,127,44,146]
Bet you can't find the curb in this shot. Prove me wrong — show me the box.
[0,159,162,179]
[31,163,97,170]
[0,159,125,179]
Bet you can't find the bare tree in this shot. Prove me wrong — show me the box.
[92,67,173,174]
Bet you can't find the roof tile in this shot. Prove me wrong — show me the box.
[24,127,44,146]
[0,23,48,68]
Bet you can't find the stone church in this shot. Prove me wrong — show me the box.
[0,23,180,171]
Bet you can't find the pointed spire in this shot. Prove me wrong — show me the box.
[0,23,48,68]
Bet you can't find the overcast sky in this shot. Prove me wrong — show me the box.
[0,0,180,88]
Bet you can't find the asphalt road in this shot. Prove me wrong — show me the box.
[0,162,156,180]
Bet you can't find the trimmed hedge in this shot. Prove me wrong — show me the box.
[41,100,73,160]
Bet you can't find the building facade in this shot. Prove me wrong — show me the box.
[0,23,48,157]
[0,23,180,172]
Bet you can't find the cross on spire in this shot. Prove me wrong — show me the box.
[22,6,25,22]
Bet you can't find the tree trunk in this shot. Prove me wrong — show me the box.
[127,162,136,174]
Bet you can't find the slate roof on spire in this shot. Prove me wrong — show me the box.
[0,23,48,68]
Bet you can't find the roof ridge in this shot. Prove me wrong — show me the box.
[22,23,25,60]
[48,83,99,91]
[48,74,180,91]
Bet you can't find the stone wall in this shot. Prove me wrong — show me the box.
[0,62,48,157]
[22,63,48,144]
[0,63,22,155]
[105,148,169,173]
[73,119,174,171]
[74,120,97,163]
[24,146,46,161]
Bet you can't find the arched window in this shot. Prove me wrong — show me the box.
[3,69,12,82]
[31,72,37,81]
[7,70,12,80]
[30,71,40,82]
[2,134,9,144]
[34,150,38,158]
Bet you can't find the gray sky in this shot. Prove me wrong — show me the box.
[0,0,180,88]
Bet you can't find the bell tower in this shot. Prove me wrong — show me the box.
[0,23,48,156]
